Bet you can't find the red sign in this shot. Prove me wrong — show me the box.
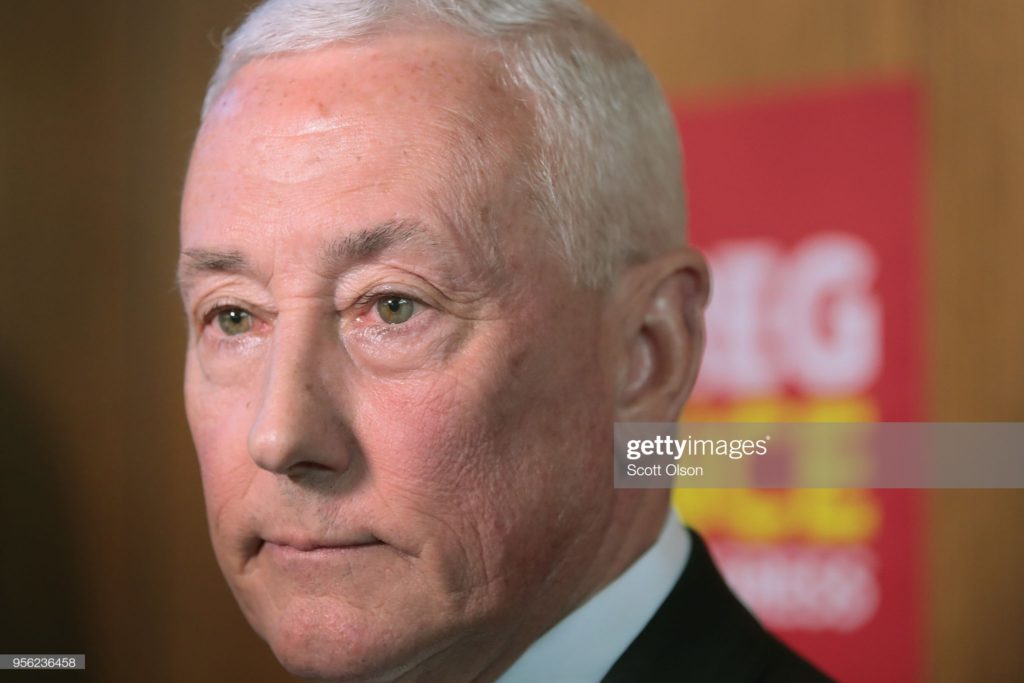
[673,81,925,682]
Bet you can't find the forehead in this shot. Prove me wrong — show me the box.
[206,29,517,139]
[182,30,532,267]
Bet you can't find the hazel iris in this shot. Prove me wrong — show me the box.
[377,296,415,324]
[217,309,253,336]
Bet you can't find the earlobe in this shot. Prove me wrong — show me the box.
[615,248,709,422]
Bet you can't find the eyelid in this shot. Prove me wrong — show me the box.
[198,298,245,323]
[352,287,430,313]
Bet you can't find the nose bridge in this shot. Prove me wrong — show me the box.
[248,308,352,476]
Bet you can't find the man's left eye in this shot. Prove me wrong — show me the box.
[376,296,417,324]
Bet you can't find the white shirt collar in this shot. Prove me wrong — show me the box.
[497,510,690,683]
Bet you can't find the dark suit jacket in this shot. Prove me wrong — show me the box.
[602,530,834,682]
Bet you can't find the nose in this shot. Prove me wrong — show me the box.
[247,321,355,478]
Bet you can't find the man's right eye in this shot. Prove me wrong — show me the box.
[215,308,254,336]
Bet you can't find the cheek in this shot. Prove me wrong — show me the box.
[353,317,614,547]
[184,356,259,533]
[355,372,493,505]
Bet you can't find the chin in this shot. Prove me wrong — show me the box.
[272,646,391,683]
[256,601,437,683]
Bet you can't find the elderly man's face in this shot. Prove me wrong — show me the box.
[180,32,628,680]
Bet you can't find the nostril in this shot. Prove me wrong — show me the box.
[286,461,336,480]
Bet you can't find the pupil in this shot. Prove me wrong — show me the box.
[387,298,403,311]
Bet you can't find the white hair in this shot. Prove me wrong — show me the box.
[203,0,686,288]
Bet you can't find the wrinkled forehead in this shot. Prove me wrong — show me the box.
[198,30,529,182]
[186,30,537,271]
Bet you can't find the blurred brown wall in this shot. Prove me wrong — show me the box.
[1,1,1021,681]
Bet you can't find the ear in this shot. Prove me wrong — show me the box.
[613,247,710,422]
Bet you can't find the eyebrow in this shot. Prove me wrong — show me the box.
[176,218,442,293]
[319,218,438,264]
[176,248,250,293]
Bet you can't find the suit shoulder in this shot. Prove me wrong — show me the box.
[602,529,834,683]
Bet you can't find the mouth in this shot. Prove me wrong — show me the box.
[258,536,386,561]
